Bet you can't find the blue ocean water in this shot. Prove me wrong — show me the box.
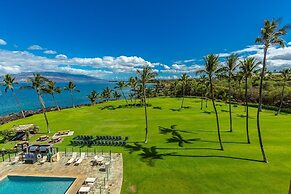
[0,176,75,194]
[0,81,120,116]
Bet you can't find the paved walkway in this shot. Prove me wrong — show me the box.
[0,152,123,194]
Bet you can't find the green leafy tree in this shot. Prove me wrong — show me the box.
[115,81,129,105]
[197,54,223,150]
[64,81,80,108]
[137,65,156,143]
[87,90,99,105]
[42,80,62,111]
[20,74,50,133]
[276,69,291,115]
[1,74,25,118]
[255,19,288,162]
[240,57,260,143]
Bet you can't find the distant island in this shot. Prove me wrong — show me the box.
[13,72,109,83]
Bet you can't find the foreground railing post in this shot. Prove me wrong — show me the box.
[100,186,102,194]
[79,148,81,156]
[8,153,11,162]
[110,150,111,161]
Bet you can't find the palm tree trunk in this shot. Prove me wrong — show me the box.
[206,98,208,108]
[200,97,203,110]
[70,92,75,108]
[38,93,50,134]
[257,47,268,163]
[121,90,129,105]
[276,82,285,115]
[209,77,223,150]
[143,84,149,143]
[228,77,233,132]
[245,77,250,144]
[12,91,25,118]
[52,94,60,111]
[181,85,185,108]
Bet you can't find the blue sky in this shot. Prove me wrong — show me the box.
[0,0,291,80]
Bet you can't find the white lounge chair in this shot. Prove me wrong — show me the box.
[39,156,47,164]
[85,177,96,187]
[75,153,86,165]
[66,152,77,165]
[78,186,91,193]
[11,156,19,165]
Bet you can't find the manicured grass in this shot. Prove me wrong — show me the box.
[0,97,291,194]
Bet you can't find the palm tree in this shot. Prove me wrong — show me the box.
[64,81,80,108]
[20,73,50,133]
[137,65,156,143]
[42,81,62,111]
[197,54,223,150]
[179,73,189,108]
[1,74,25,118]
[220,54,239,132]
[113,91,121,100]
[255,19,288,162]
[87,90,99,105]
[115,81,128,105]
[101,87,112,102]
[197,75,206,110]
[233,71,244,102]
[276,69,291,115]
[240,57,260,144]
[128,77,138,104]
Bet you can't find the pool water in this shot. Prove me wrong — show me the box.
[0,176,75,194]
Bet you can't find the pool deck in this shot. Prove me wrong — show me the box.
[0,152,123,194]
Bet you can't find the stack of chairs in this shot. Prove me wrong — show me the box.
[71,135,127,146]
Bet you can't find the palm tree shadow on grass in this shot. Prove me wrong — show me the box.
[124,142,263,166]
[159,125,202,147]
[167,154,264,163]
[202,111,212,114]
[198,139,248,144]
[169,108,181,112]
[100,105,116,110]
[236,114,255,119]
[125,143,176,166]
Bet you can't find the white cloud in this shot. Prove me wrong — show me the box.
[28,45,44,50]
[287,42,291,46]
[0,49,161,78]
[44,50,57,55]
[0,39,7,45]
[55,54,68,60]
[163,65,170,70]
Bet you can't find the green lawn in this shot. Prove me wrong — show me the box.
[0,97,291,194]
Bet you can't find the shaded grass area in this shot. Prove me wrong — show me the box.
[0,97,291,194]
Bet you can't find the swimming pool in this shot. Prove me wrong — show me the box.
[0,176,76,194]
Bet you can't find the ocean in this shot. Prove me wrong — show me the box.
[0,81,121,116]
